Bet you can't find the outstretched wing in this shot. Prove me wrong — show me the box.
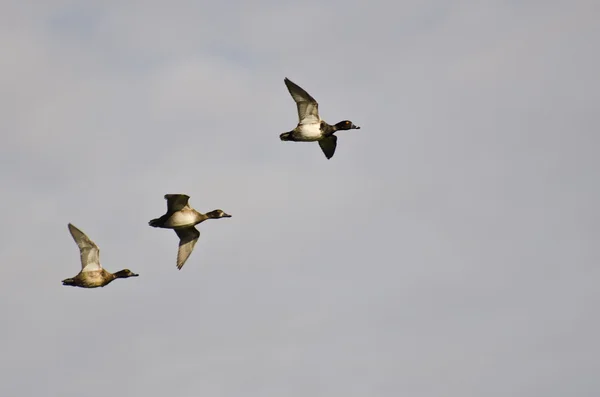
[174,227,200,270]
[318,135,338,159]
[165,194,191,213]
[284,78,320,125]
[68,223,102,272]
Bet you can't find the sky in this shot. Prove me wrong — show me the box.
[1,1,599,396]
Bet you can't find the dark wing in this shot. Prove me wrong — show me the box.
[174,227,200,270]
[165,194,191,213]
[68,223,102,271]
[318,135,338,159]
[284,78,320,125]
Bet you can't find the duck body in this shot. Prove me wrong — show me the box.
[280,77,360,159]
[62,269,123,288]
[149,207,206,229]
[62,223,139,289]
[149,194,231,270]
[281,121,338,142]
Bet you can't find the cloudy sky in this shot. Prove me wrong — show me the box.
[1,1,599,396]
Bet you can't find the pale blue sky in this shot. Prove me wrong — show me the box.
[1,1,599,396]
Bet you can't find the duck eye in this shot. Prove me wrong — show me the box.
[346,121,351,125]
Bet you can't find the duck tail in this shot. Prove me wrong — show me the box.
[148,218,161,228]
[62,278,75,286]
[280,132,293,141]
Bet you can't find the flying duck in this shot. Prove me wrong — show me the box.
[280,77,360,159]
[62,223,139,288]
[149,194,231,270]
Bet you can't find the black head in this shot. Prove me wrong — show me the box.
[206,209,232,219]
[335,120,360,130]
[114,269,139,278]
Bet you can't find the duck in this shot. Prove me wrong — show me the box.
[149,194,232,270]
[62,223,139,288]
[280,77,360,159]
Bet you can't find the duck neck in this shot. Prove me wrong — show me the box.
[197,213,210,222]
[322,122,337,136]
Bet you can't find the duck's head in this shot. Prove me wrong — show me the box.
[113,269,139,278]
[280,132,292,141]
[335,120,360,131]
[206,209,232,219]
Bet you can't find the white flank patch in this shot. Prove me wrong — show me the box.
[297,123,322,140]
[170,211,198,227]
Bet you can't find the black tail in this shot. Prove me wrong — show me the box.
[149,218,161,227]
[62,278,75,286]
[280,132,293,141]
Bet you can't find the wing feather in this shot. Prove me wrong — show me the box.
[318,135,338,159]
[165,194,191,212]
[284,78,320,125]
[68,223,102,272]
[174,227,200,270]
